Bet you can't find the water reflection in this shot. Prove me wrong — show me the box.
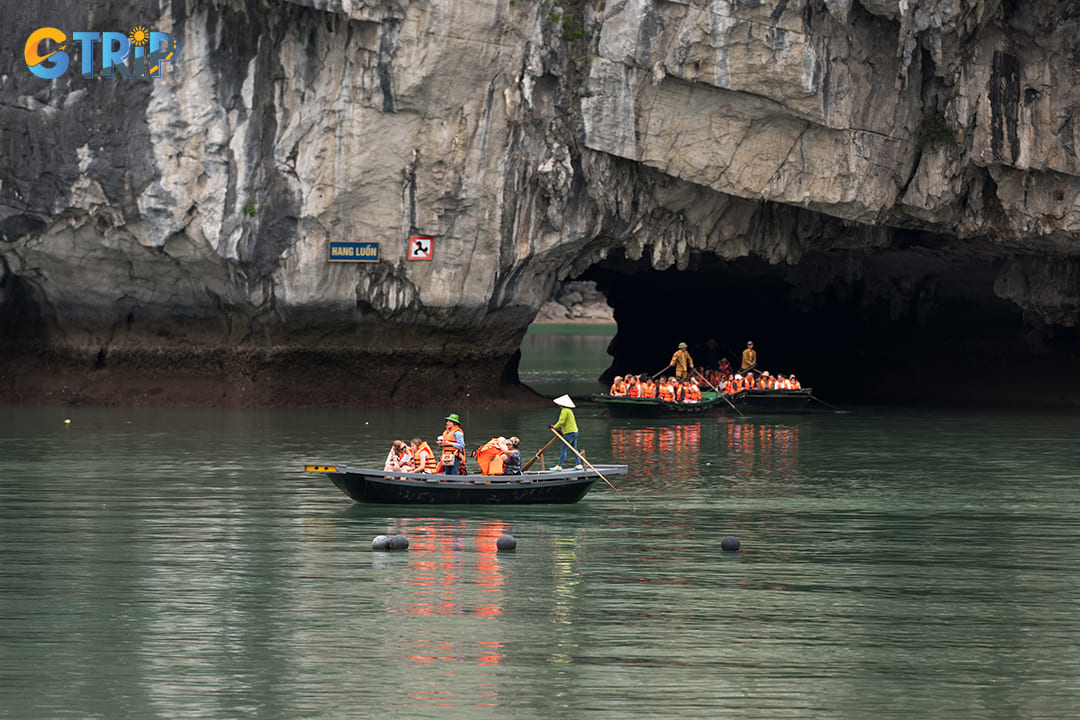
[6,400,1080,718]
[722,421,801,486]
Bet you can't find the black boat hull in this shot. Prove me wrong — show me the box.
[592,388,817,416]
[590,394,726,418]
[307,465,627,504]
[726,388,814,413]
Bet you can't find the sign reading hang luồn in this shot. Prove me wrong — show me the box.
[329,241,379,262]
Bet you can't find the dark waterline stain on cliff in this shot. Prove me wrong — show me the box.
[378,18,401,113]
[990,51,1021,163]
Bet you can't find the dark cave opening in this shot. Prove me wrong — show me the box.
[576,249,1080,408]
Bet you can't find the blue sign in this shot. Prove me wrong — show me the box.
[329,241,379,262]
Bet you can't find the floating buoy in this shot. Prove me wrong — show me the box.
[387,534,410,550]
[496,534,517,551]
[371,535,390,550]
[721,535,741,552]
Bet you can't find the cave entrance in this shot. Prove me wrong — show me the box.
[550,246,1080,408]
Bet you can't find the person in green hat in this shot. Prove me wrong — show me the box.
[437,413,466,475]
[669,342,695,380]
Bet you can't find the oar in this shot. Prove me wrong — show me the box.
[810,394,845,412]
[650,365,672,380]
[694,369,744,416]
[550,428,635,509]
[721,393,745,416]
[522,436,558,471]
[692,368,718,391]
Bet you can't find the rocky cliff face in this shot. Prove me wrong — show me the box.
[2,0,1079,407]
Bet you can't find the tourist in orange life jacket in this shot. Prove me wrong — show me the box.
[670,342,695,380]
[437,413,466,475]
[384,440,412,472]
[610,375,626,396]
[718,357,732,379]
[642,376,657,398]
[627,375,641,398]
[760,371,772,389]
[473,437,508,475]
[659,378,676,402]
[790,374,801,389]
[409,437,437,473]
[684,379,701,403]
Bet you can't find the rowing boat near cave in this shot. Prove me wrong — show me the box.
[304,463,628,504]
[591,387,817,417]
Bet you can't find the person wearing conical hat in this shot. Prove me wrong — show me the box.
[550,394,581,471]
[437,412,466,475]
[669,342,695,380]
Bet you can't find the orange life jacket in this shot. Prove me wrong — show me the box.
[437,423,466,473]
[659,383,675,402]
[472,438,506,476]
[628,382,641,398]
[413,441,437,472]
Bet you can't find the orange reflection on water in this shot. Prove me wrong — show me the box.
[610,423,702,486]
[723,422,800,482]
[390,519,507,620]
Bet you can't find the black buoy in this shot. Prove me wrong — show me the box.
[496,534,517,551]
[371,535,390,550]
[387,534,410,550]
[721,535,741,552]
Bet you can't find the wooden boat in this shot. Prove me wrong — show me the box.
[592,387,818,416]
[304,463,628,504]
[724,387,814,413]
[590,393,727,418]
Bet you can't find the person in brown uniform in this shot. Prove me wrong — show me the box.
[669,342,695,380]
[741,341,757,373]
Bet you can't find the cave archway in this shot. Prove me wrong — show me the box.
[561,246,1080,408]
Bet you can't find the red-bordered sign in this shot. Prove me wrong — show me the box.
[408,235,433,260]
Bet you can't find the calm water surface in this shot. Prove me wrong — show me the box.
[2,330,1079,719]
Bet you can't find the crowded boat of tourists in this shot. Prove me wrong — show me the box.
[591,340,825,417]
[607,369,802,403]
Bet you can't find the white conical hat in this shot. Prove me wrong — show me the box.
[553,394,576,408]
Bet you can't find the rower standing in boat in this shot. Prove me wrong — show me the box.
[550,395,581,471]
[741,341,757,374]
[670,342,695,380]
[438,413,466,475]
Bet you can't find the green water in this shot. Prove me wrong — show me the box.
[1,330,1079,719]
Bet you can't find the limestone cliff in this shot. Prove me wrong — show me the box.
[1,0,1079,407]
